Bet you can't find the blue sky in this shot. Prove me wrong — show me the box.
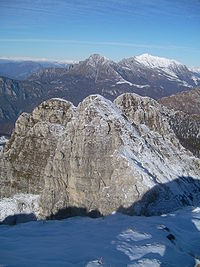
[0,0,200,66]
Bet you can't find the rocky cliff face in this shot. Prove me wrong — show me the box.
[0,93,200,221]
[0,99,75,198]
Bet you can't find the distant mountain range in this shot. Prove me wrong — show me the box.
[0,53,200,135]
[27,53,200,101]
[0,58,71,80]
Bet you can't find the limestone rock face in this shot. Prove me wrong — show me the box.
[40,95,147,218]
[0,93,200,220]
[0,98,75,199]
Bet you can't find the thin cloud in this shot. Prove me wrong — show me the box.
[0,38,199,52]
[2,0,198,20]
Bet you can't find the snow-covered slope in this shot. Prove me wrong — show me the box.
[119,53,199,88]
[0,206,199,267]
[134,53,182,69]
[190,67,200,74]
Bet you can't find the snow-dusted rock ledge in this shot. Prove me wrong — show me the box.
[0,194,40,224]
[0,136,9,153]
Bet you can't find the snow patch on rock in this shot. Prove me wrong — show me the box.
[0,194,40,222]
[0,136,9,153]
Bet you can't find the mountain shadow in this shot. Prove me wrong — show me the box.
[117,176,200,216]
[115,176,200,266]
[47,206,103,220]
[47,176,200,221]
[0,213,37,225]
[1,176,200,225]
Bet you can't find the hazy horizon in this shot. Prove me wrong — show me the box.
[0,52,198,68]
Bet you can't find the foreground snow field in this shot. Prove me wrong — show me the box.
[0,207,200,267]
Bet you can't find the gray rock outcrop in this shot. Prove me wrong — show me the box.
[0,93,200,220]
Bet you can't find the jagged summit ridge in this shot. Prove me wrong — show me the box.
[0,93,200,221]
[86,53,110,66]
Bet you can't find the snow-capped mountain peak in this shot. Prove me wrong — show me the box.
[134,53,182,69]
[118,53,198,89]
[190,67,200,74]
